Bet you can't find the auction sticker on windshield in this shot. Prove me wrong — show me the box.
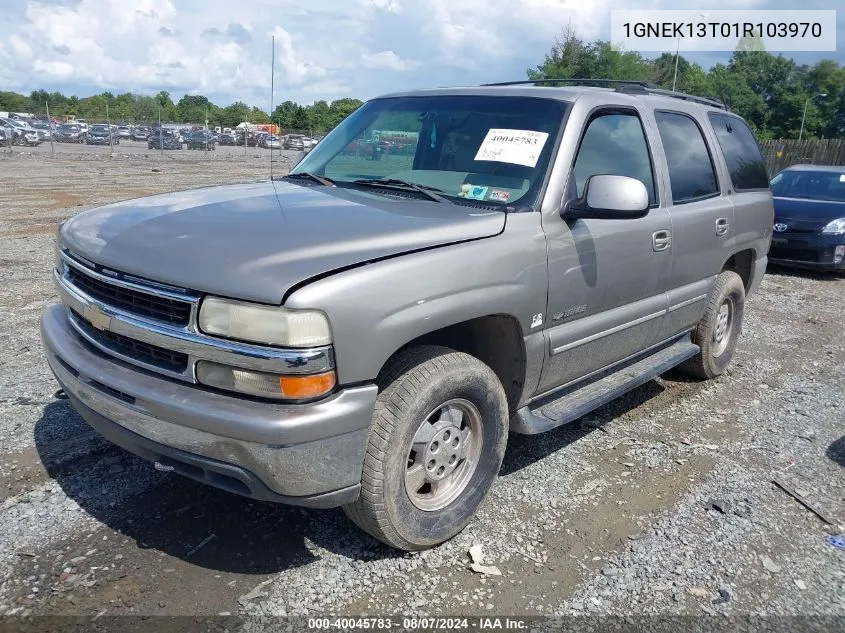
[474,129,549,167]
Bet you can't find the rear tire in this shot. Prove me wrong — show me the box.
[680,270,745,379]
[343,345,508,551]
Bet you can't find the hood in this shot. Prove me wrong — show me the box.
[61,180,506,304]
[773,196,845,231]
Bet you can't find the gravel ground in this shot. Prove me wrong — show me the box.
[0,152,843,626]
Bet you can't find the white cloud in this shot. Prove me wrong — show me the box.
[361,50,417,71]
[0,0,835,106]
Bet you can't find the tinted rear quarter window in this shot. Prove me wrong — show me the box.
[708,113,768,191]
[655,111,719,203]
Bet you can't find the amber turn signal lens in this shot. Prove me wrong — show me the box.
[279,371,336,399]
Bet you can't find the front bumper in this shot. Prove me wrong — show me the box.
[768,233,845,272]
[40,305,376,507]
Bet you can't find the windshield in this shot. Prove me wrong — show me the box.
[771,170,845,202]
[291,95,567,207]
[90,125,109,133]
[58,125,78,132]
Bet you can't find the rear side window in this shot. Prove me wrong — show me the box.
[655,111,719,203]
[708,113,768,191]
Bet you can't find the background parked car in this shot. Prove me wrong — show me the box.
[185,130,217,150]
[282,134,305,150]
[217,132,236,145]
[259,134,282,149]
[131,126,151,141]
[28,120,53,143]
[769,164,845,274]
[147,129,183,150]
[116,126,131,138]
[86,124,118,145]
[54,124,85,143]
[0,117,41,145]
[236,132,258,146]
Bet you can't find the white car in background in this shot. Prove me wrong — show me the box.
[0,117,41,145]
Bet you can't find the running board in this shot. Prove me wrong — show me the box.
[512,338,700,435]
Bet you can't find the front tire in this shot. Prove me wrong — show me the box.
[343,345,508,551]
[680,270,745,379]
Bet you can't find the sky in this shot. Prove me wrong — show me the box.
[0,0,842,108]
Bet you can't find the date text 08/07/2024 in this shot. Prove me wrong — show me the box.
[307,617,529,630]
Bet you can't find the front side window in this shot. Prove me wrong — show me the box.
[571,112,657,205]
[655,111,719,203]
[292,95,568,208]
[708,113,768,191]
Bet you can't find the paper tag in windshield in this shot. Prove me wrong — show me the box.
[474,129,549,168]
[840,174,845,182]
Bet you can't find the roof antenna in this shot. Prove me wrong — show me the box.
[269,35,275,180]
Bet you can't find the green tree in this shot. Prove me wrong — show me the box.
[219,101,252,128]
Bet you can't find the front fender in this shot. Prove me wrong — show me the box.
[285,213,549,385]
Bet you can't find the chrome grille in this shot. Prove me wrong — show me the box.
[71,308,189,373]
[66,265,192,326]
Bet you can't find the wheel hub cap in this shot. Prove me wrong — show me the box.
[404,398,483,512]
[712,298,733,357]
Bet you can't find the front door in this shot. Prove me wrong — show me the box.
[537,108,672,395]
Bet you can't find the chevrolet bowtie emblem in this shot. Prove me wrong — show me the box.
[83,304,112,331]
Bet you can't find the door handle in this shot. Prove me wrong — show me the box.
[716,218,730,236]
[652,230,671,252]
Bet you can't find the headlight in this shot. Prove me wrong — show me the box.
[198,296,332,347]
[821,218,845,235]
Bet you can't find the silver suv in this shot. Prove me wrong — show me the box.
[41,80,773,550]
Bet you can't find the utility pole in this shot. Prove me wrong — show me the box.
[45,101,54,156]
[798,93,827,142]
[270,35,275,177]
[106,102,113,153]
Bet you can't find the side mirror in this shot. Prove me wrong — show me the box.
[563,175,650,220]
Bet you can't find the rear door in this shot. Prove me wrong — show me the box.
[651,109,735,338]
[707,113,773,271]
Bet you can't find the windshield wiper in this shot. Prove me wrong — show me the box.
[351,178,450,204]
[282,172,335,186]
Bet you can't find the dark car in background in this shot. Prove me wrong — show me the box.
[148,129,183,150]
[217,132,236,145]
[55,124,85,143]
[769,164,845,274]
[185,130,217,150]
[236,132,258,147]
[86,124,117,145]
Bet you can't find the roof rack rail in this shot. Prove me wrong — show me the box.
[482,78,654,88]
[481,78,729,110]
[643,87,728,110]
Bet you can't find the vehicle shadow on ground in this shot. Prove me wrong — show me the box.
[827,436,845,468]
[33,400,398,574]
[765,264,843,281]
[501,380,666,476]
[34,379,668,572]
